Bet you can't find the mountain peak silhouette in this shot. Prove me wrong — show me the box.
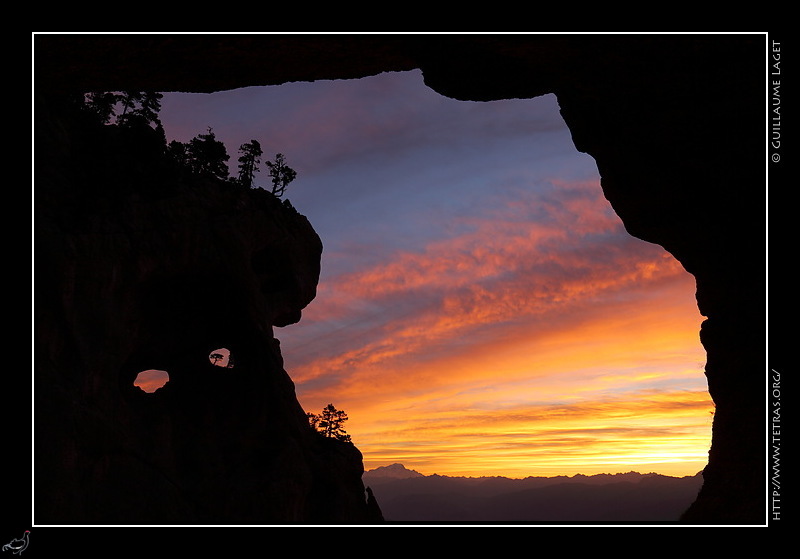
[365,463,425,480]
[363,465,704,522]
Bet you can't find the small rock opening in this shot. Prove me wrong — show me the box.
[133,369,170,393]
[209,347,234,368]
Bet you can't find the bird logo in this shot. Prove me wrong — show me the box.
[2,531,29,555]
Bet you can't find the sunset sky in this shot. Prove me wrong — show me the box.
[158,69,712,479]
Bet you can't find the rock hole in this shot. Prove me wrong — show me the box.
[209,348,234,368]
[133,369,170,393]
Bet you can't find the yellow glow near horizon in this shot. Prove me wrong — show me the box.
[284,177,712,480]
[293,275,712,479]
[348,385,713,478]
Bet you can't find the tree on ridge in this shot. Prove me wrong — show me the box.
[307,403,352,442]
[265,153,297,198]
[185,127,230,181]
[237,139,263,188]
[83,91,164,129]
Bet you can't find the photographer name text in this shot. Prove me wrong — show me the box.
[770,40,781,162]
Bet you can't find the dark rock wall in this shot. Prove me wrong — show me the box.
[34,96,372,524]
[33,34,766,524]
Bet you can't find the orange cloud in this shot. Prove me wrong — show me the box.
[290,241,690,386]
[280,178,710,478]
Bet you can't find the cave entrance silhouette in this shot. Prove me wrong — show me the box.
[157,69,712,484]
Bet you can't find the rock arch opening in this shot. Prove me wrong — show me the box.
[209,347,234,368]
[133,369,170,393]
[158,69,712,485]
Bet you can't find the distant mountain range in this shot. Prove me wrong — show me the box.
[363,464,704,523]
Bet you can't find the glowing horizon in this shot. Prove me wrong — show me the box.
[279,173,712,479]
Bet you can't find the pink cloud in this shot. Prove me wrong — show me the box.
[282,176,700,404]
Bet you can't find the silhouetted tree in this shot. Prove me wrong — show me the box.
[167,140,190,166]
[117,91,142,119]
[137,92,164,126]
[117,91,164,128]
[265,153,297,198]
[185,127,230,181]
[307,403,351,442]
[307,411,320,431]
[83,92,122,124]
[237,139,263,188]
[82,90,164,129]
